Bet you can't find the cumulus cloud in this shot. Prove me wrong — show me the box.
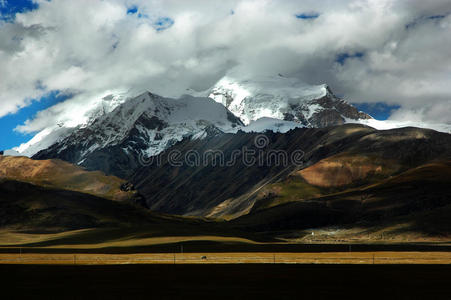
[0,0,450,136]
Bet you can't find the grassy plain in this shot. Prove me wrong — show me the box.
[0,251,451,265]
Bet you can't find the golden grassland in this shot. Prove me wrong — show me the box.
[0,251,450,265]
[0,229,260,248]
[1,229,450,265]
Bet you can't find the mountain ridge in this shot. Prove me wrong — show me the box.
[33,92,244,178]
[8,74,374,158]
[30,76,374,178]
[208,75,372,126]
[131,124,451,218]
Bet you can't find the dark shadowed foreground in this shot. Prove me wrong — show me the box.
[1,264,450,299]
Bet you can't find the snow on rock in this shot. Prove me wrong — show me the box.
[3,149,21,156]
[11,91,130,157]
[208,74,328,125]
[13,126,75,157]
[240,117,304,133]
[12,75,369,158]
[345,118,451,134]
[32,92,244,177]
[78,92,243,157]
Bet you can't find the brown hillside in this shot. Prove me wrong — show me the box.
[0,156,133,201]
[298,153,400,188]
[232,161,451,240]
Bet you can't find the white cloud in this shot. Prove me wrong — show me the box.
[0,0,450,139]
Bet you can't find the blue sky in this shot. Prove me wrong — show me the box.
[295,12,320,19]
[336,52,364,65]
[0,92,70,151]
[0,0,38,20]
[126,5,138,15]
[0,0,172,151]
[1,0,41,150]
[352,103,400,120]
[126,4,174,31]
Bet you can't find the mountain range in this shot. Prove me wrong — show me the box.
[131,124,451,218]
[30,75,372,177]
[1,75,451,245]
[208,74,371,126]
[33,92,243,178]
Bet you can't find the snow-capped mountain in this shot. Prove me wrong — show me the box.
[33,92,243,178]
[11,92,130,157]
[207,74,371,127]
[346,118,451,134]
[10,75,370,168]
[240,117,304,133]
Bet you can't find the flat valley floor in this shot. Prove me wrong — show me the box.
[1,230,450,298]
[0,251,451,265]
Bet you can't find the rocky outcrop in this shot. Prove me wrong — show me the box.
[288,88,371,127]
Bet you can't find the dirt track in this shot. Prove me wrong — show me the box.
[1,251,450,265]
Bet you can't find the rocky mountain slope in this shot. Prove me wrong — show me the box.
[231,161,451,242]
[2,124,451,243]
[9,92,130,158]
[0,155,137,202]
[30,76,373,179]
[9,74,373,159]
[0,178,221,235]
[0,179,147,231]
[131,124,451,218]
[33,92,243,178]
[208,74,371,126]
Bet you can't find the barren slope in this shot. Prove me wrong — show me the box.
[0,156,135,201]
